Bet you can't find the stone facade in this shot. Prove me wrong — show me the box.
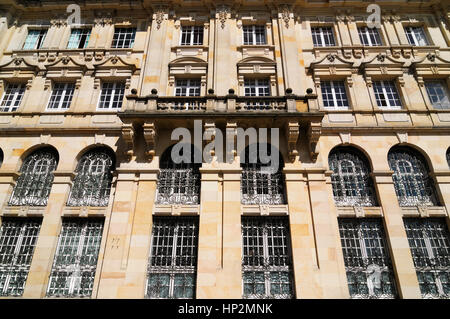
[0,0,449,299]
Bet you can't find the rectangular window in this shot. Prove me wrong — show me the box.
[175,79,201,97]
[46,218,104,297]
[67,28,91,49]
[405,26,429,46]
[47,83,75,110]
[23,29,47,50]
[244,78,270,97]
[0,83,26,112]
[358,26,382,46]
[320,81,349,109]
[111,27,136,49]
[242,216,294,299]
[98,82,125,110]
[338,218,397,299]
[180,26,204,45]
[404,218,450,299]
[373,80,402,109]
[0,218,41,297]
[425,81,450,109]
[311,27,336,47]
[243,25,266,45]
[146,217,199,299]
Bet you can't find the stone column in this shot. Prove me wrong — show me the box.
[372,170,422,298]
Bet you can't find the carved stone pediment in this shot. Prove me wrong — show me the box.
[168,57,207,76]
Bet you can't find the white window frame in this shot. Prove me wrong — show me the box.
[47,82,75,111]
[97,82,125,110]
[244,78,271,97]
[180,26,204,46]
[111,27,136,49]
[67,28,91,49]
[320,80,349,110]
[174,79,201,97]
[311,26,336,47]
[404,26,429,46]
[372,80,402,110]
[243,25,267,45]
[0,83,26,112]
[358,26,383,46]
[425,81,450,110]
[23,29,47,50]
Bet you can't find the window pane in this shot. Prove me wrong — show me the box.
[320,81,349,109]
[425,81,450,109]
[47,83,75,110]
[98,82,125,109]
[67,29,91,49]
[373,81,402,109]
[0,83,26,112]
[311,27,335,47]
[111,28,136,48]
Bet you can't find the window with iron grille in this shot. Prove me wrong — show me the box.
[67,148,115,207]
[373,80,402,109]
[388,146,438,207]
[0,83,26,112]
[0,218,41,296]
[9,148,58,206]
[47,83,75,110]
[175,79,201,97]
[241,144,286,205]
[358,27,382,46]
[23,29,47,50]
[156,145,201,205]
[67,28,91,49]
[404,26,429,46]
[243,25,266,45]
[111,27,136,48]
[425,81,450,109]
[180,26,204,45]
[338,218,397,299]
[329,147,377,207]
[146,216,199,299]
[98,82,125,110]
[46,218,104,298]
[242,216,294,299]
[311,27,336,47]
[404,218,450,299]
[320,81,349,110]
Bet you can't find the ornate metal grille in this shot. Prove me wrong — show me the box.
[338,218,397,299]
[146,217,199,299]
[46,218,104,298]
[241,145,286,205]
[9,148,58,206]
[329,148,377,207]
[242,216,294,299]
[0,218,41,296]
[388,146,438,207]
[404,218,450,299]
[67,148,114,207]
[156,145,201,205]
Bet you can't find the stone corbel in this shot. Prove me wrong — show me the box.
[396,132,408,144]
[314,76,321,88]
[365,75,372,87]
[94,78,101,89]
[40,133,51,144]
[121,123,135,160]
[286,122,299,162]
[346,76,353,87]
[307,122,322,161]
[143,121,157,160]
[398,76,405,87]
[168,75,175,87]
[44,79,52,90]
[204,121,216,158]
[75,78,82,89]
[226,122,238,163]
[339,132,351,144]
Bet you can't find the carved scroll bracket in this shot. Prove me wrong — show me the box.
[307,122,322,162]
[143,121,157,160]
[286,121,299,162]
[121,123,135,160]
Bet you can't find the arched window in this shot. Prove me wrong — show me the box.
[9,147,58,206]
[0,148,3,168]
[156,144,201,205]
[329,147,377,206]
[67,148,115,207]
[388,146,438,206]
[447,148,450,168]
[240,144,286,205]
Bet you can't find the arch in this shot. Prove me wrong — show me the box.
[156,144,201,205]
[237,56,276,65]
[169,57,207,66]
[73,144,117,170]
[67,147,116,207]
[240,143,286,205]
[388,145,438,206]
[9,146,59,206]
[328,146,377,206]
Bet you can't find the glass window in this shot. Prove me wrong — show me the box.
[175,79,201,97]
[0,83,26,112]
[242,216,294,299]
[146,216,199,299]
[447,148,450,168]
[67,28,91,49]
[67,148,115,207]
[9,148,58,206]
[311,27,336,47]
[321,81,349,109]
[388,146,438,207]
[358,27,382,46]
[0,218,41,296]
[329,147,377,206]
[373,80,402,109]
[23,30,47,50]
[243,25,266,45]
[425,81,450,109]
[338,218,397,299]
[111,27,136,48]
[244,78,270,97]
[404,218,450,299]
[47,83,75,110]
[180,26,204,45]
[46,218,104,297]
[98,82,125,110]
[405,26,429,46]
